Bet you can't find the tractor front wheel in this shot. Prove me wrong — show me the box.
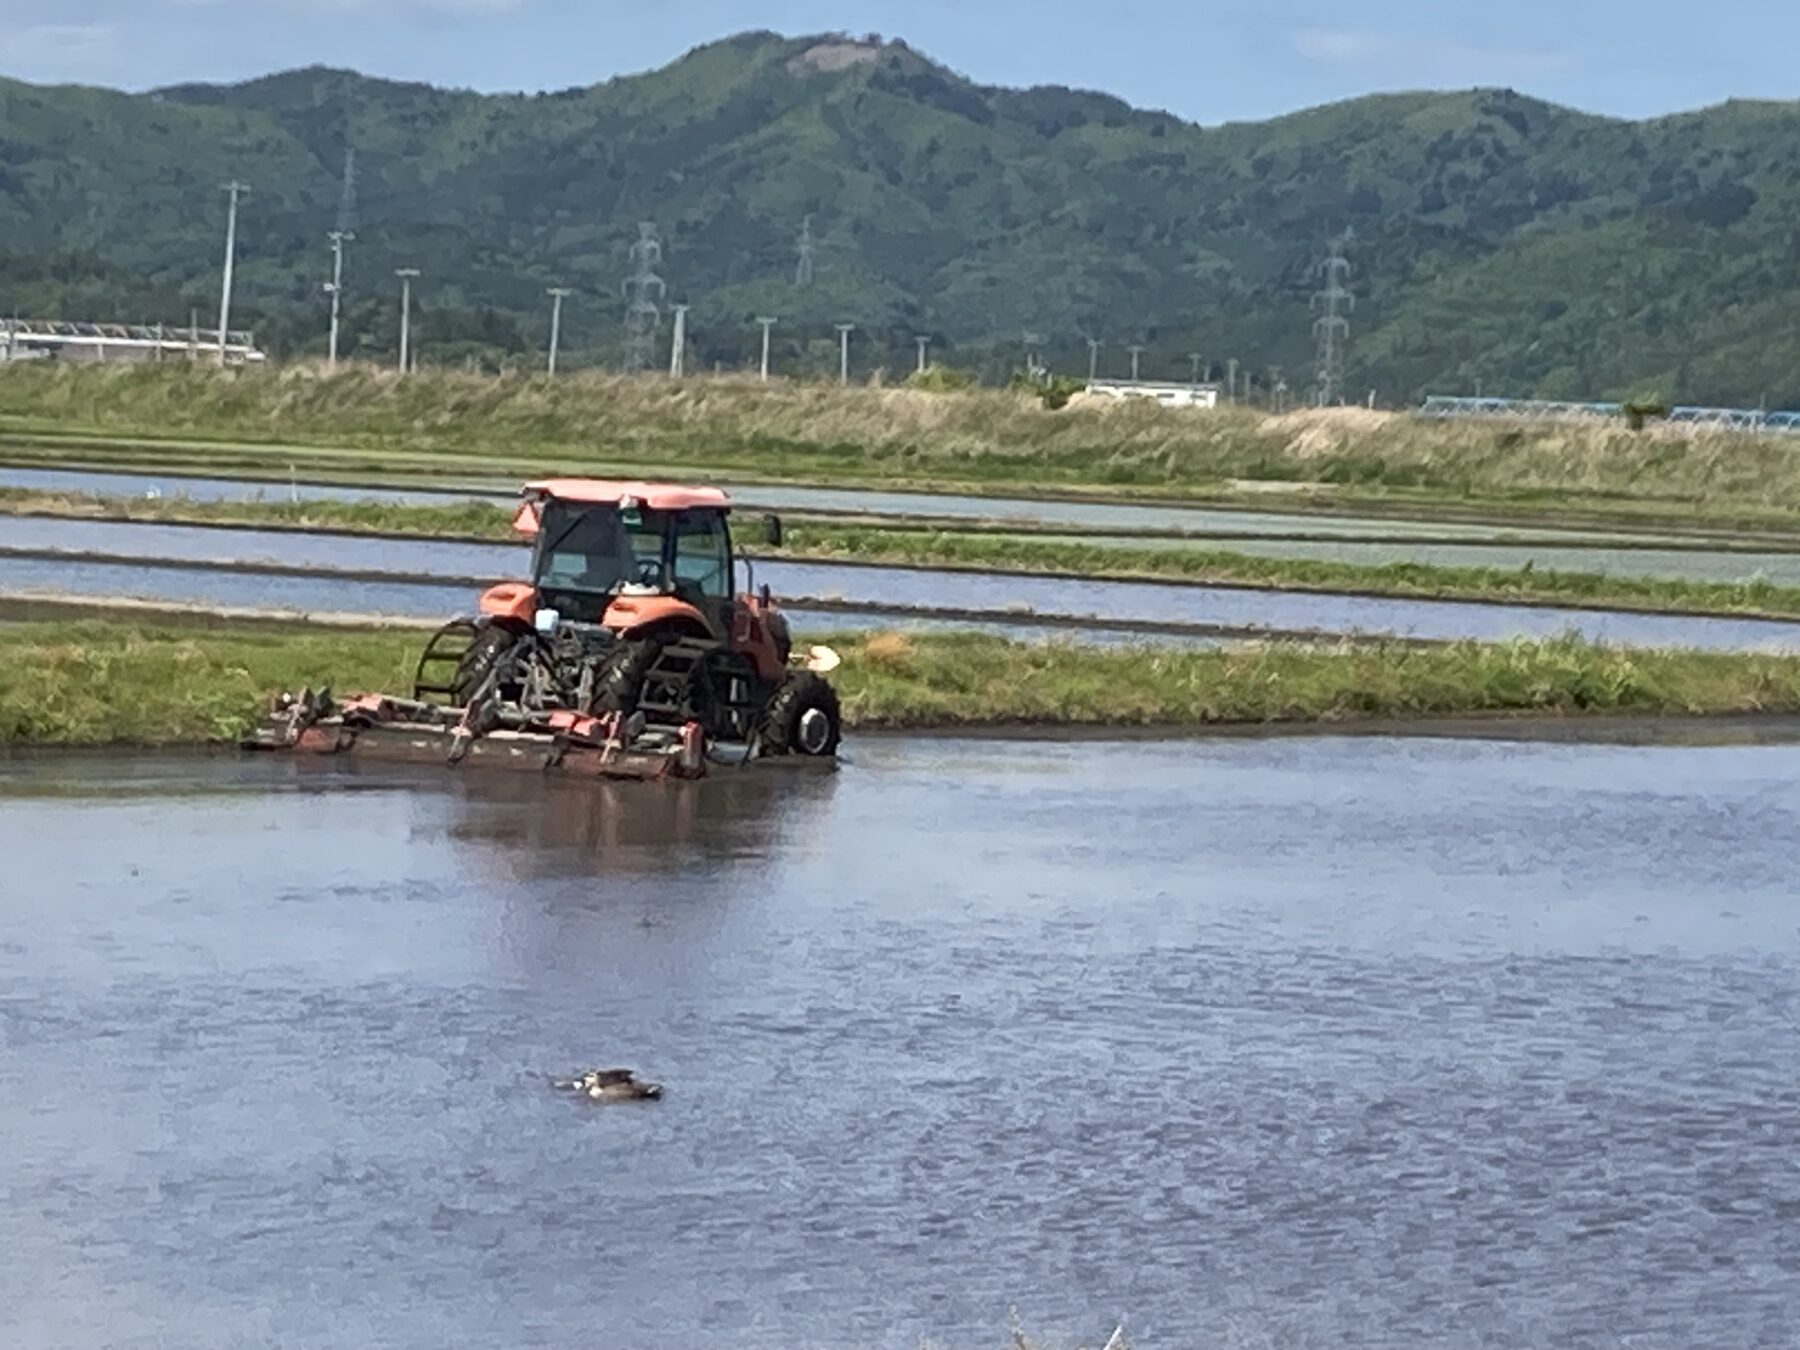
[756,671,842,758]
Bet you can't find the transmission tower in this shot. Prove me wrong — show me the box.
[621,221,666,374]
[1310,231,1355,406]
[336,147,358,236]
[795,215,817,287]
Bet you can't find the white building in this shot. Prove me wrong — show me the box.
[1084,379,1220,409]
[0,320,266,366]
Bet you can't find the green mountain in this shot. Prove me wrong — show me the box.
[3,30,1800,404]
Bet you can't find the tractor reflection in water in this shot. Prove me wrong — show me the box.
[442,759,841,884]
[416,479,842,759]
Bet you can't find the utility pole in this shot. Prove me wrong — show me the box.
[915,334,930,375]
[1228,357,1240,404]
[1128,344,1145,382]
[1087,338,1102,383]
[325,230,352,370]
[1188,352,1204,387]
[669,303,689,378]
[546,287,571,376]
[757,317,777,381]
[836,322,855,386]
[395,268,419,374]
[217,181,248,368]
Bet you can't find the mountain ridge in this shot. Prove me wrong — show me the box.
[1,31,1798,403]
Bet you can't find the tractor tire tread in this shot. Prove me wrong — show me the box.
[756,671,842,758]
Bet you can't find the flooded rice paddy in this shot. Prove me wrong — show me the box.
[2,738,1798,1347]
[0,462,1724,545]
[7,512,1800,651]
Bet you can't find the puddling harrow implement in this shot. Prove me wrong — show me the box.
[246,478,844,781]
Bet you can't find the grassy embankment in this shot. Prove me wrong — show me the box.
[4,363,1800,532]
[6,623,1800,747]
[7,487,1800,622]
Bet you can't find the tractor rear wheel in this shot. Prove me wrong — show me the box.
[756,671,842,758]
[453,625,521,706]
[590,638,664,717]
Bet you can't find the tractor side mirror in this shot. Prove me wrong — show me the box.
[762,513,784,548]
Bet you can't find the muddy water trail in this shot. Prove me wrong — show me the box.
[1,740,1797,1348]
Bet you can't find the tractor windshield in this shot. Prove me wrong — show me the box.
[532,500,663,598]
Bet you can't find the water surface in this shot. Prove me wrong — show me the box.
[2,741,1797,1347]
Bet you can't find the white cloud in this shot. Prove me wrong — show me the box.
[1293,27,1573,84]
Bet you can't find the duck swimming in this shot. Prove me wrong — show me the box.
[552,1068,663,1102]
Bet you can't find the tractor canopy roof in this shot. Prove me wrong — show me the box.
[523,478,731,512]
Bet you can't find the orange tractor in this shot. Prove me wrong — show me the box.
[413,479,842,758]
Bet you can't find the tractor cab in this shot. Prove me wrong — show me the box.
[479,479,785,663]
[530,491,736,631]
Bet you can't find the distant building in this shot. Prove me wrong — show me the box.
[0,320,266,366]
[1084,379,1220,409]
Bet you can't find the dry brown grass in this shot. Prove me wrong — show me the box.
[4,362,1800,517]
[862,631,914,665]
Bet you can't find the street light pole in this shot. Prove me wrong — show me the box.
[395,268,420,374]
[546,287,571,376]
[915,334,930,375]
[1087,338,1102,384]
[217,181,249,368]
[756,317,777,382]
[1128,344,1145,382]
[325,230,351,370]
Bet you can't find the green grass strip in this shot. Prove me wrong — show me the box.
[5,624,1800,747]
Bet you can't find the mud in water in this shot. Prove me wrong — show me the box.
[2,739,1798,1347]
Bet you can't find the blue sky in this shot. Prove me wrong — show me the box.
[1,0,1794,122]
